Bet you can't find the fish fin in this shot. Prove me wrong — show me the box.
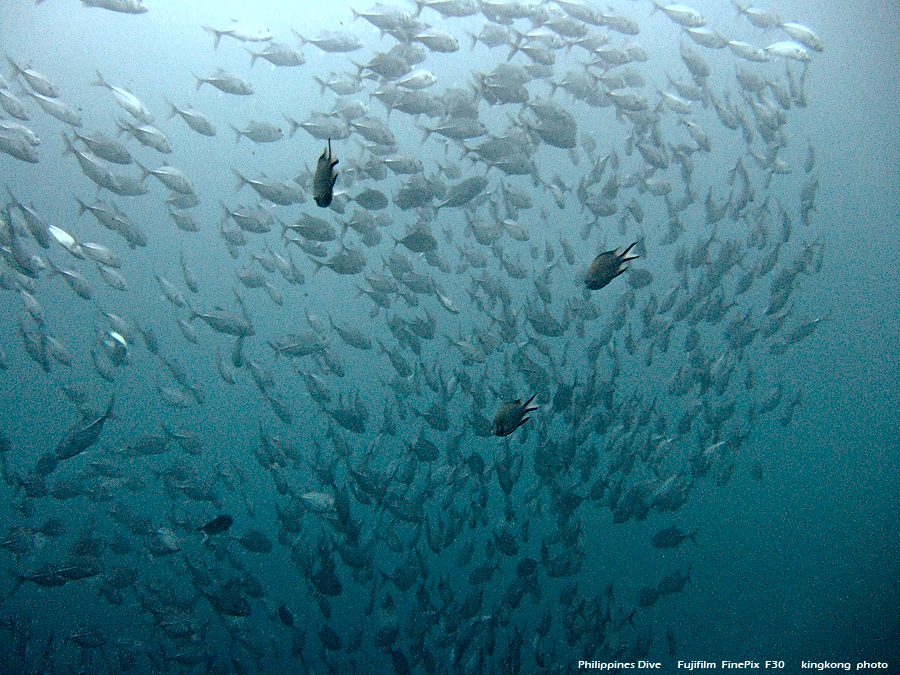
[133,160,150,181]
[232,168,247,191]
[283,114,300,137]
[164,98,179,120]
[91,69,107,89]
[201,25,223,50]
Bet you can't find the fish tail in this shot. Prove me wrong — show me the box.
[73,195,89,217]
[104,394,116,420]
[4,54,20,76]
[218,200,233,225]
[9,572,24,596]
[229,125,242,145]
[266,341,280,360]
[5,184,19,208]
[60,131,76,156]
[509,27,524,51]
[164,98,179,120]
[134,160,150,182]
[291,29,307,46]
[189,71,203,91]
[232,168,247,190]
[201,26,222,50]
[689,529,699,546]
[307,256,324,275]
[91,69,107,89]
[283,114,300,138]
[312,76,326,97]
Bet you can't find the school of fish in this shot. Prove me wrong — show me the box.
[0,0,828,672]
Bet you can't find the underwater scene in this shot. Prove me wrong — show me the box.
[0,0,898,673]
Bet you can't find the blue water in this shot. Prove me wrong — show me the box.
[0,0,898,672]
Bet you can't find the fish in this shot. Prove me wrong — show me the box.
[245,42,305,68]
[202,25,273,49]
[6,56,58,98]
[393,230,437,253]
[136,163,194,195]
[313,139,339,208]
[80,0,148,13]
[765,41,813,62]
[650,3,706,28]
[293,30,364,53]
[0,1,838,666]
[166,99,216,136]
[189,307,255,337]
[24,90,82,126]
[780,22,824,52]
[116,118,171,153]
[352,187,389,210]
[193,69,254,95]
[0,130,38,162]
[651,525,699,549]
[72,129,132,164]
[6,187,50,248]
[278,604,295,627]
[230,121,284,145]
[55,396,115,461]
[732,1,781,29]
[47,225,85,259]
[585,243,640,290]
[92,70,152,123]
[492,394,538,437]
[197,514,233,536]
[0,87,30,120]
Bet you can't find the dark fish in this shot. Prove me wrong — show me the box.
[319,623,342,651]
[54,396,115,460]
[198,514,233,535]
[651,525,698,549]
[204,582,252,617]
[278,603,295,626]
[656,567,691,597]
[237,529,273,553]
[492,394,538,437]
[393,230,437,253]
[352,187,389,210]
[751,462,764,481]
[311,561,342,596]
[313,138,338,207]
[585,242,640,290]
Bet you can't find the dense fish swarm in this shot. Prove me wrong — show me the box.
[0,0,828,672]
